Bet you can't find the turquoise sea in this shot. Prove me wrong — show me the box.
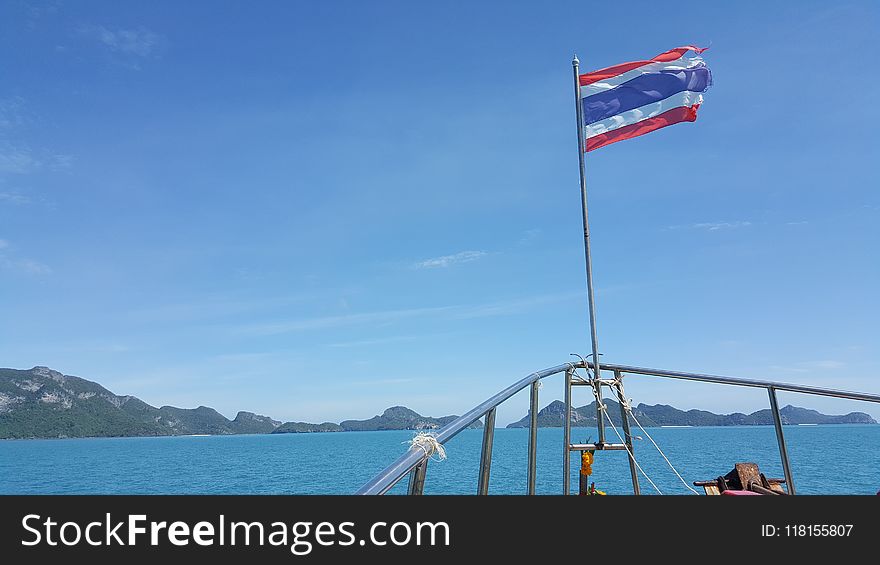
[1,425,878,495]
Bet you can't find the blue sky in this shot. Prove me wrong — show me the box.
[1,1,878,425]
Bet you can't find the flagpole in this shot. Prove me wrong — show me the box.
[572,54,605,442]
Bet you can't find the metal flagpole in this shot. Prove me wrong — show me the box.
[571,54,604,441]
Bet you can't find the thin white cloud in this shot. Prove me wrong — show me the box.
[237,305,458,336]
[50,154,74,171]
[809,360,846,370]
[667,221,752,231]
[327,335,419,348]
[519,228,541,244]
[768,360,846,373]
[691,221,752,231]
[0,192,31,205]
[208,352,283,364]
[0,144,41,174]
[0,256,52,275]
[79,25,163,58]
[127,293,314,323]
[451,291,582,320]
[414,250,487,269]
[0,97,29,130]
[0,99,71,176]
[23,3,60,30]
[0,240,51,275]
[15,258,52,275]
[233,291,581,336]
[54,341,131,354]
[343,377,417,387]
[0,148,72,175]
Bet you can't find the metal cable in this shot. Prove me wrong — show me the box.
[605,386,700,495]
[598,403,663,495]
[586,382,663,494]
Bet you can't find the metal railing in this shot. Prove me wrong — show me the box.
[355,360,880,495]
[355,362,572,495]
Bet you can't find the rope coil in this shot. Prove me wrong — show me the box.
[406,432,447,462]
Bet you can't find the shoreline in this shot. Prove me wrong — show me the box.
[2,422,877,442]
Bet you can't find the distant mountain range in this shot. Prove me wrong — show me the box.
[506,399,876,428]
[1,366,874,440]
[0,367,478,440]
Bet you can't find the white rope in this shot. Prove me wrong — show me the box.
[405,432,447,462]
[605,386,700,495]
[586,381,663,494]
[597,401,664,495]
[628,410,700,495]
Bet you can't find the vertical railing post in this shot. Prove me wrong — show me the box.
[563,368,573,495]
[477,408,496,495]
[613,370,640,495]
[527,379,540,495]
[593,370,606,446]
[767,386,796,494]
[407,459,428,495]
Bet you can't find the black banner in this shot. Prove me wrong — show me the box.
[1,495,874,563]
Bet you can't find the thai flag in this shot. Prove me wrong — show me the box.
[579,46,712,152]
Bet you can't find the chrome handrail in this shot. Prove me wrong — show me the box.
[597,362,880,403]
[356,360,880,495]
[355,362,575,495]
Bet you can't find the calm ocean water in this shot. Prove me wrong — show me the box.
[1,425,878,495]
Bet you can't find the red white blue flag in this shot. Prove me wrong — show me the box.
[579,46,712,152]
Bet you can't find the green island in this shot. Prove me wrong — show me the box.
[1,366,873,440]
